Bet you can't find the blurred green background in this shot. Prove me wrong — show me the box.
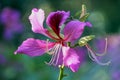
[0,0,120,80]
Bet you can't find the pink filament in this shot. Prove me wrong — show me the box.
[85,40,111,65]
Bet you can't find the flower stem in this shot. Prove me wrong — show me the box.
[58,65,67,80]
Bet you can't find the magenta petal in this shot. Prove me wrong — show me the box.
[14,38,55,57]
[29,8,47,34]
[46,11,70,36]
[69,64,80,72]
[63,20,92,42]
[62,47,80,72]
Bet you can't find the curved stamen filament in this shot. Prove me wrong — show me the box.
[46,39,50,54]
[95,38,108,56]
[87,49,95,61]
[47,44,59,65]
[86,43,111,65]
[55,44,62,65]
[46,43,62,66]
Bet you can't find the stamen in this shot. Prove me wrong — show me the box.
[45,44,56,64]
[46,39,49,54]
[51,44,60,65]
[46,44,62,66]
[47,44,59,65]
[49,44,58,55]
[87,49,95,61]
[95,38,108,56]
[86,44,111,65]
[46,39,57,55]
[55,44,62,65]
[48,47,57,64]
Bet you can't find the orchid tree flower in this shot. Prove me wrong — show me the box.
[15,8,92,72]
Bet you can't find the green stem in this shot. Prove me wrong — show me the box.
[58,65,67,80]
[67,42,79,48]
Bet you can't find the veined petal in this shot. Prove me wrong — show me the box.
[14,38,55,57]
[46,11,70,37]
[62,46,80,72]
[63,20,92,42]
[29,8,46,34]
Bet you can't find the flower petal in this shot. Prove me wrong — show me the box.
[62,46,80,72]
[63,20,92,42]
[46,11,70,36]
[29,8,46,34]
[14,38,55,57]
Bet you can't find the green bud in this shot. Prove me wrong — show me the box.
[79,4,89,22]
[78,35,95,46]
[80,4,87,18]
[80,13,89,22]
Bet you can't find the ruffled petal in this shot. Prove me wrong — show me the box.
[63,20,92,42]
[46,11,70,36]
[14,38,55,57]
[62,46,80,72]
[29,8,46,34]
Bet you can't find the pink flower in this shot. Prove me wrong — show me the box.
[15,8,91,72]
